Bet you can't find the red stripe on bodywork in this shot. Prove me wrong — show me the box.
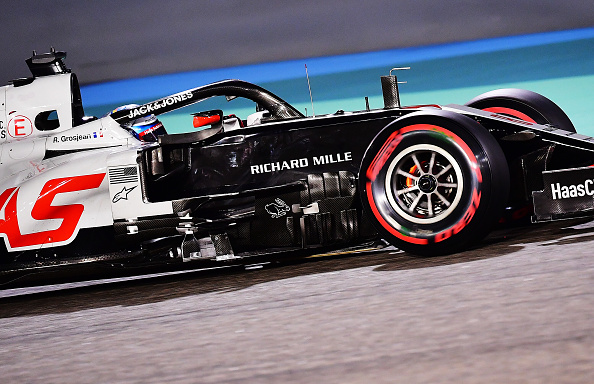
[482,107,536,123]
[0,173,106,249]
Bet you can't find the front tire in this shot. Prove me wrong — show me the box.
[360,110,509,255]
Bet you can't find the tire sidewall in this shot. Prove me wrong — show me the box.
[466,88,576,132]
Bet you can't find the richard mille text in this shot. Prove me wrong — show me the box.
[251,151,352,175]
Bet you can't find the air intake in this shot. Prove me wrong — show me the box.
[25,48,70,77]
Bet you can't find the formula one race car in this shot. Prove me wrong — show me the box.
[1,50,592,284]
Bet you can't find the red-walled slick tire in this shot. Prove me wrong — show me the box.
[359,110,509,256]
[466,88,575,132]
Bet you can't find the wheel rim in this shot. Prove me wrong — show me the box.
[384,144,464,224]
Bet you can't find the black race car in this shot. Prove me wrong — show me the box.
[0,50,591,285]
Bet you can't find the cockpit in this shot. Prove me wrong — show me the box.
[1,49,305,149]
[108,78,305,144]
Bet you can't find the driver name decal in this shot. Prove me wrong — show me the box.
[0,173,105,251]
[251,152,352,174]
[52,131,103,143]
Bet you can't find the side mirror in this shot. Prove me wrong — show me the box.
[192,110,223,129]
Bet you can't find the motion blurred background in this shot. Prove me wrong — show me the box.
[1,1,593,133]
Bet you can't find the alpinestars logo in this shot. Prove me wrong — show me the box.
[551,180,594,200]
[112,185,137,203]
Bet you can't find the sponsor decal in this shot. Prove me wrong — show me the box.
[8,115,33,138]
[532,167,594,221]
[550,180,594,200]
[112,185,137,203]
[251,158,308,174]
[0,173,105,251]
[265,198,290,218]
[312,152,352,165]
[0,121,5,139]
[138,122,163,139]
[127,92,193,119]
[251,152,352,175]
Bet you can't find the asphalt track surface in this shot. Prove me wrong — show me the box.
[1,220,593,383]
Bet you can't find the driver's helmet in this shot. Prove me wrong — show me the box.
[109,104,167,142]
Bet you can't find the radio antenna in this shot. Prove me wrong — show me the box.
[305,64,315,117]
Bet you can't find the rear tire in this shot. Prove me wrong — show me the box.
[465,88,575,132]
[467,89,575,224]
[359,110,509,255]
